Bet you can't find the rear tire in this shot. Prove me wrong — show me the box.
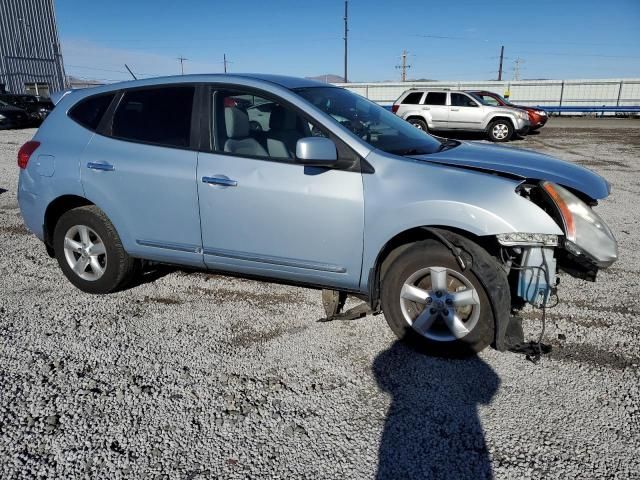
[407,118,429,132]
[487,119,514,142]
[381,239,495,357]
[53,206,136,294]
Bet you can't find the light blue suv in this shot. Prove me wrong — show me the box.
[17,74,617,356]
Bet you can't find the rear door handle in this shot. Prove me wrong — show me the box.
[87,162,114,171]
[451,108,460,111]
[422,106,430,110]
[202,175,238,187]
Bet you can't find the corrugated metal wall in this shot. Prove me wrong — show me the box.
[337,78,640,108]
[0,0,66,95]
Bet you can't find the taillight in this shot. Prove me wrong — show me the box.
[17,141,40,169]
[391,104,399,113]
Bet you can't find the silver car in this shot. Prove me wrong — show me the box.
[19,74,616,357]
[392,88,530,142]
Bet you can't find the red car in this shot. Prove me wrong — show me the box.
[467,90,548,130]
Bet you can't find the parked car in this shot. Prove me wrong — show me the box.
[0,99,30,129]
[392,88,530,142]
[467,90,548,130]
[18,74,617,356]
[0,93,54,126]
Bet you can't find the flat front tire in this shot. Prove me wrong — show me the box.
[381,239,496,357]
[53,206,136,294]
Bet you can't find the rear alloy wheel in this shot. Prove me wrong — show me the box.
[53,206,136,294]
[487,119,514,142]
[381,239,495,356]
[408,118,428,132]
[62,225,107,282]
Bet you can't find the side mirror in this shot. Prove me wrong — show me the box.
[295,137,338,166]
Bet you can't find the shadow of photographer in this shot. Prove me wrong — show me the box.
[373,341,500,480]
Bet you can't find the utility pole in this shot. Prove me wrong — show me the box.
[177,56,188,75]
[343,0,348,83]
[395,50,411,82]
[513,57,524,81]
[497,45,504,81]
[223,53,228,73]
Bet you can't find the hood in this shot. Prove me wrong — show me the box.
[410,141,610,200]
[512,104,545,113]
[492,105,523,116]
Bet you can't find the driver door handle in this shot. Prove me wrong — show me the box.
[451,108,460,111]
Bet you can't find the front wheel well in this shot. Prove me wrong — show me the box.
[369,226,500,309]
[486,116,514,130]
[369,226,511,350]
[44,195,94,246]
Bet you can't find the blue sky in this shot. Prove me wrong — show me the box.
[56,0,640,83]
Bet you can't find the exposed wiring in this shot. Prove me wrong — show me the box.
[501,246,558,363]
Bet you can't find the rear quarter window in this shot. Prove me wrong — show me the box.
[68,93,115,131]
[402,92,424,104]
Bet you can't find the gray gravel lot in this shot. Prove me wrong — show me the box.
[1,121,639,479]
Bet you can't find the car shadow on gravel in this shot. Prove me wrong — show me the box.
[373,342,499,480]
[0,188,7,195]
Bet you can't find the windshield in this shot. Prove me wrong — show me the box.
[491,93,513,106]
[467,92,490,105]
[294,87,443,155]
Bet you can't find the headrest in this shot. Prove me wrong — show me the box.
[269,105,298,130]
[225,107,249,139]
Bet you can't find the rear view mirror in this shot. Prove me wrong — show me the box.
[295,137,338,166]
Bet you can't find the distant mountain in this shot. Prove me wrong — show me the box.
[306,74,345,83]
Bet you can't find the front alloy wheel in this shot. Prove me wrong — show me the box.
[381,239,496,356]
[488,119,514,142]
[400,266,481,342]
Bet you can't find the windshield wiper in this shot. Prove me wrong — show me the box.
[437,139,461,152]
[393,148,430,156]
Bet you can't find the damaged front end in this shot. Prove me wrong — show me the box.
[499,181,618,313]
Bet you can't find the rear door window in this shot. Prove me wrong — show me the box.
[402,92,424,104]
[423,92,447,105]
[69,93,115,131]
[111,86,195,148]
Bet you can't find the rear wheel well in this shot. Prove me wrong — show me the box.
[370,226,499,308]
[406,115,428,124]
[44,195,94,247]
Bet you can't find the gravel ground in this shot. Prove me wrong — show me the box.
[1,122,639,479]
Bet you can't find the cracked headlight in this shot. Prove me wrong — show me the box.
[542,181,618,267]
